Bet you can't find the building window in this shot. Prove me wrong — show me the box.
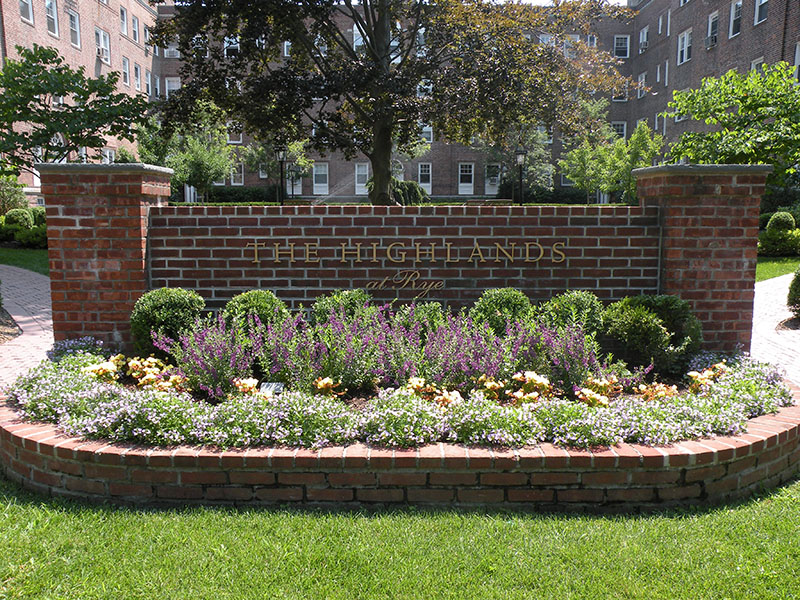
[706,12,719,48]
[538,33,554,46]
[755,0,768,24]
[612,84,628,102]
[586,34,597,47]
[133,63,141,91]
[101,148,115,164]
[537,125,553,144]
[145,70,151,96]
[154,76,160,97]
[667,9,671,36]
[750,57,765,72]
[258,163,268,179]
[664,60,669,86]
[67,10,80,47]
[637,72,647,98]
[611,122,627,138]
[283,41,291,57]
[119,6,127,36]
[613,35,629,58]
[121,57,130,86]
[355,163,369,195]
[19,0,33,24]
[680,0,691,5]
[95,28,111,64]
[165,42,181,58]
[795,42,800,81]
[144,25,150,47]
[418,163,432,194]
[677,29,692,65]
[420,124,433,143]
[212,176,225,186]
[730,1,742,37]
[638,26,649,52]
[227,124,242,144]
[224,36,239,58]
[231,163,244,186]
[165,77,181,98]
[674,91,690,122]
[313,163,329,195]
[132,16,139,43]
[458,163,474,195]
[656,64,661,82]
[561,174,574,187]
[45,0,58,36]
[658,15,663,35]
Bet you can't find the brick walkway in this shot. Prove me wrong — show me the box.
[0,265,797,386]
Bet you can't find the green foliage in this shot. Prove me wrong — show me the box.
[130,288,206,358]
[392,302,447,342]
[758,229,800,256]
[114,147,137,163]
[766,211,796,232]
[136,116,173,166]
[29,206,46,227]
[759,212,774,230]
[665,63,800,190]
[788,267,800,319]
[0,44,147,176]
[4,208,32,229]
[206,186,279,204]
[496,181,587,204]
[0,175,28,214]
[469,288,533,335]
[536,290,604,336]
[393,179,429,206]
[473,125,555,194]
[310,289,373,325]
[240,138,313,185]
[14,225,47,249]
[222,290,290,329]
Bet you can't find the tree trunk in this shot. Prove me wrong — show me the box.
[370,117,394,205]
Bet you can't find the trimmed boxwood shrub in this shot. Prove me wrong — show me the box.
[536,290,604,336]
[4,208,33,229]
[766,211,796,232]
[788,267,800,319]
[130,288,206,358]
[469,288,533,335]
[206,185,279,204]
[759,212,774,230]
[222,290,289,329]
[392,301,447,341]
[758,229,800,256]
[310,289,373,324]
[14,225,47,248]
[29,206,46,227]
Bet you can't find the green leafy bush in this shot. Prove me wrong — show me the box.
[205,185,279,204]
[766,211,796,232]
[14,224,47,248]
[29,206,46,226]
[4,208,33,229]
[393,179,429,206]
[392,302,446,342]
[469,288,533,335]
[310,289,373,325]
[130,288,206,358]
[758,229,800,256]
[222,289,289,329]
[759,212,774,230]
[602,303,670,371]
[0,175,28,215]
[536,290,604,335]
[788,267,800,319]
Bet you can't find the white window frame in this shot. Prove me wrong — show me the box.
[355,163,369,196]
[586,34,597,47]
[67,10,80,48]
[750,57,765,72]
[154,76,161,98]
[754,0,768,25]
[286,164,303,196]
[537,125,553,144]
[212,176,225,186]
[258,163,268,179]
[132,16,139,43]
[145,69,152,96]
[794,42,800,81]
[637,72,647,98]
[484,163,500,195]
[313,163,329,195]
[165,77,181,98]
[680,0,691,5]
[133,63,141,91]
[231,163,245,186]
[656,64,661,82]
[19,0,34,24]
[101,148,115,164]
[45,0,59,36]
[561,174,574,187]
[121,57,130,86]
[119,6,127,36]
[638,26,649,53]
[612,84,628,102]
[95,27,111,64]
[677,29,692,65]
[283,41,291,57]
[420,124,433,143]
[165,42,181,59]
[729,1,742,38]
[418,163,432,195]
[227,125,242,144]
[613,35,630,59]
[611,121,627,138]
[458,162,474,196]
[658,15,663,35]
[664,60,669,86]
[224,36,240,58]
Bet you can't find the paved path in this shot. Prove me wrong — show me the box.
[0,265,53,389]
[0,264,797,386]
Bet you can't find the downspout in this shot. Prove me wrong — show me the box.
[0,0,8,67]
[780,0,790,62]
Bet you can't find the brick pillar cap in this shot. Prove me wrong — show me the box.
[35,162,173,176]
[633,163,773,179]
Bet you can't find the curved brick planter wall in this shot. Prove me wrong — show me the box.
[2,397,799,511]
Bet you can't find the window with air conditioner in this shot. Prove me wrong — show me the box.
[165,42,181,59]
[484,163,500,195]
[639,26,649,52]
[95,28,110,64]
[706,12,719,48]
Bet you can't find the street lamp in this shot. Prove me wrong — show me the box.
[514,146,527,205]
[275,143,288,206]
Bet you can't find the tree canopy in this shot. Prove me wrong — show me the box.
[157,0,628,204]
[0,45,148,176]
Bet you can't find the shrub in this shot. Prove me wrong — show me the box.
[469,288,533,335]
[4,208,33,229]
[392,302,446,343]
[205,185,279,204]
[788,267,800,319]
[766,211,795,232]
[393,179,428,206]
[29,206,46,227]
[14,224,47,248]
[114,147,137,163]
[602,303,670,370]
[222,290,289,329]
[758,228,800,256]
[309,289,373,325]
[130,288,205,357]
[536,290,604,336]
[0,175,28,215]
[759,212,774,230]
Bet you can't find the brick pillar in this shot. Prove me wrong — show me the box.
[634,164,772,353]
[39,163,172,348]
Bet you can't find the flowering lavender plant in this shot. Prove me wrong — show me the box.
[539,325,603,397]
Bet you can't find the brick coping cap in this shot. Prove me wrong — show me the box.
[633,164,774,177]
[35,163,174,176]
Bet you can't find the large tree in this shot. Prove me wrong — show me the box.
[0,45,148,176]
[157,0,628,204]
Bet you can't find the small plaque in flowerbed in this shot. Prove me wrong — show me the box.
[6,289,794,449]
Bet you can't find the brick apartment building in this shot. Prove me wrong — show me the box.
[2,0,799,201]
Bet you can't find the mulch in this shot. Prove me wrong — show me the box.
[0,308,21,345]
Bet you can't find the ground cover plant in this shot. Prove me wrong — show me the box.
[5,289,793,450]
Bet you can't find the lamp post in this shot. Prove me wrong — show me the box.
[514,147,527,205]
[275,143,287,206]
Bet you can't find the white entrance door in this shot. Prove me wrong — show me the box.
[458,163,474,195]
[484,163,500,195]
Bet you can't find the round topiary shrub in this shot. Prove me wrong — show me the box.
[602,303,671,372]
[392,301,446,341]
[310,289,373,324]
[29,206,46,227]
[766,211,796,232]
[469,288,533,335]
[4,208,33,230]
[536,290,604,336]
[130,288,205,358]
[222,289,289,329]
[788,267,800,319]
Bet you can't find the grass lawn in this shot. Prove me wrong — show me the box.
[756,257,800,283]
[1,472,799,599]
[0,248,49,276]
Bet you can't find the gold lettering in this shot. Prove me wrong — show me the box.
[552,241,566,264]
[445,242,459,263]
[387,242,407,264]
[246,241,267,264]
[339,242,363,263]
[370,242,379,263]
[524,241,544,263]
[494,242,516,263]
[414,242,437,264]
[468,242,486,263]
[273,242,296,264]
[393,269,419,288]
[304,242,320,264]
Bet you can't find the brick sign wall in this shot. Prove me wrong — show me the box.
[39,163,771,352]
